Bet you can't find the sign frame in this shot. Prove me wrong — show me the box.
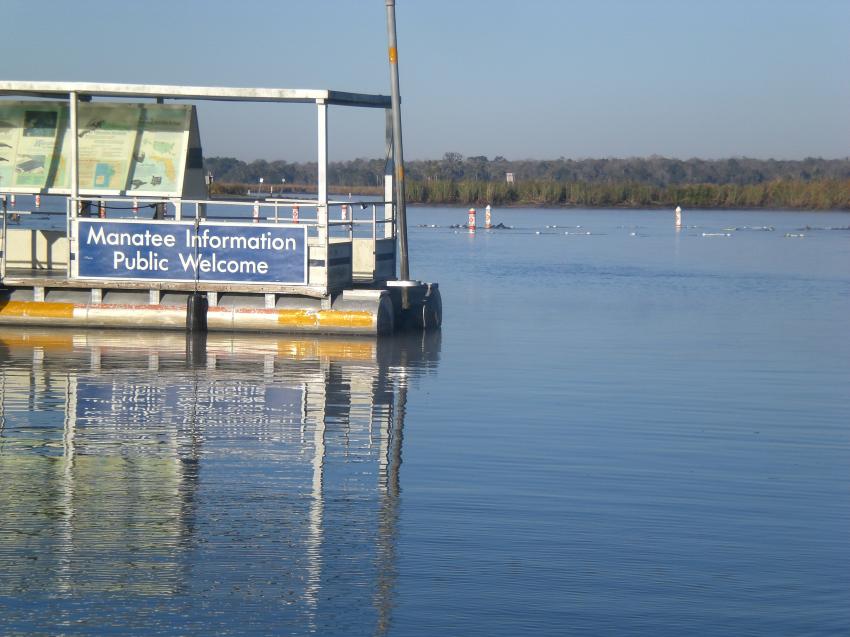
[74,218,308,286]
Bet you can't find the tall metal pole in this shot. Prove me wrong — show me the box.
[386,0,411,301]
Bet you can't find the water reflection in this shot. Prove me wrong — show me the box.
[0,328,439,635]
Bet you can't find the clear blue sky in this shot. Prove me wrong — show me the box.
[3,0,848,162]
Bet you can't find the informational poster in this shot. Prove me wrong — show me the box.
[0,101,195,197]
[73,103,139,191]
[126,105,191,195]
[76,219,308,285]
[0,103,65,191]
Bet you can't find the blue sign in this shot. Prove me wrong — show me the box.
[76,219,307,284]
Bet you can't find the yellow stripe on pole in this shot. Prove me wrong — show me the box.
[388,46,398,63]
[0,300,75,319]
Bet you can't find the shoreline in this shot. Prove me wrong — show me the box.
[407,203,850,212]
[210,181,850,212]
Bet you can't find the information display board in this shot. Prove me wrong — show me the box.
[76,219,308,285]
[0,101,199,197]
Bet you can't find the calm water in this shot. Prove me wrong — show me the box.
[1,207,849,636]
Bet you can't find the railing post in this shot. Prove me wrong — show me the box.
[1,194,7,280]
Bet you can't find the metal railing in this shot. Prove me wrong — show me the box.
[1,192,397,287]
[56,195,396,238]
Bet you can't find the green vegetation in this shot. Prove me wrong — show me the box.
[405,178,850,209]
[205,155,850,209]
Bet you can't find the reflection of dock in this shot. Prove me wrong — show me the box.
[0,328,439,631]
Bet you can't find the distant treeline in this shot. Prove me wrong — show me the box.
[206,154,850,186]
[405,178,850,209]
[204,154,850,209]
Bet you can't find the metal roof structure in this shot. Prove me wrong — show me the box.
[0,81,391,108]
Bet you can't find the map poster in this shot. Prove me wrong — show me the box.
[0,102,65,191]
[125,105,191,195]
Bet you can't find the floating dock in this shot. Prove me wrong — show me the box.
[0,81,440,335]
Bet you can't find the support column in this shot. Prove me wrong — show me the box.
[317,100,329,296]
[69,92,79,211]
[317,100,329,246]
[384,109,395,240]
[69,91,79,277]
